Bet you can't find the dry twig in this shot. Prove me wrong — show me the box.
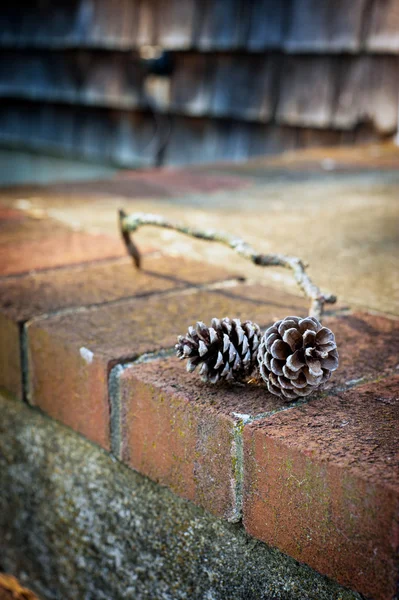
[118,210,336,320]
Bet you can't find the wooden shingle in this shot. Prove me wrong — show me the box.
[163,116,220,165]
[164,118,303,166]
[77,52,143,108]
[209,54,277,122]
[0,100,157,166]
[0,0,397,167]
[110,110,157,165]
[284,0,366,52]
[170,54,212,115]
[249,124,299,157]
[1,0,172,49]
[365,0,399,52]
[0,51,80,102]
[276,56,336,128]
[157,0,196,49]
[0,6,24,44]
[72,0,139,48]
[214,121,295,162]
[246,0,287,51]
[136,0,157,46]
[195,0,247,51]
[297,128,348,149]
[334,56,399,133]
[117,0,141,47]
[213,119,252,162]
[0,0,141,49]
[0,50,144,110]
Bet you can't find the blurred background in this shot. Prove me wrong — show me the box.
[0,0,398,185]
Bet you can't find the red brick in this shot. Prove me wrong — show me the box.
[243,376,399,600]
[115,312,399,524]
[117,357,290,521]
[0,216,126,276]
[0,215,60,244]
[0,255,231,400]
[325,312,399,386]
[26,284,308,449]
[0,312,21,400]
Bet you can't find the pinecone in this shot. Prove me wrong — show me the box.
[176,318,261,383]
[257,316,339,400]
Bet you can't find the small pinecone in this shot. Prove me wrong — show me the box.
[176,318,261,383]
[257,316,339,400]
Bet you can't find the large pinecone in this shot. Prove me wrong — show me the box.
[176,318,261,383]
[257,316,339,400]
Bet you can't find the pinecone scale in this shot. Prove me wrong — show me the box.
[257,316,339,400]
[176,318,261,383]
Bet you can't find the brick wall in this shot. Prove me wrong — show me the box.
[1,148,399,599]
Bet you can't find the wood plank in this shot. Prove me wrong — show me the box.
[284,0,366,52]
[365,0,399,52]
[276,56,336,128]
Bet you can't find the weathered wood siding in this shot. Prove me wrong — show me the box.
[0,0,398,167]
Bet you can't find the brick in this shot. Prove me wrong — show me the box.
[0,255,231,399]
[117,357,290,521]
[325,312,399,387]
[0,256,232,322]
[0,216,126,276]
[115,311,399,522]
[26,284,308,449]
[0,215,64,245]
[243,376,399,600]
[0,312,21,401]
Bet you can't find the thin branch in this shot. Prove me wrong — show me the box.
[119,210,337,321]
